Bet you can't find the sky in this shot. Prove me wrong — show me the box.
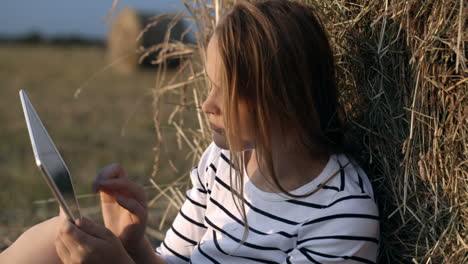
[0,0,186,39]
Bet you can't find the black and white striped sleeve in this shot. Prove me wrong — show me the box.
[156,143,218,264]
[284,199,380,264]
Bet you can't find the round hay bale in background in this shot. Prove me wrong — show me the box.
[107,8,188,74]
[107,8,141,74]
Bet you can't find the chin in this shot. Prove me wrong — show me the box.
[213,133,229,150]
[212,133,254,151]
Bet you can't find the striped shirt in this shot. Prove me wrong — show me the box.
[156,143,380,264]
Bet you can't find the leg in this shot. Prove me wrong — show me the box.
[0,216,62,264]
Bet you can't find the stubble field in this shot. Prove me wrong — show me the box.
[0,44,192,250]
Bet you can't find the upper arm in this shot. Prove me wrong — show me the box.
[284,201,380,264]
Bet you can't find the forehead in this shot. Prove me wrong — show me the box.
[205,36,223,84]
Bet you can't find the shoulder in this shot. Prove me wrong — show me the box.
[319,153,377,203]
[191,142,223,176]
[197,142,223,169]
[292,156,380,262]
[292,153,377,209]
[292,154,380,262]
[289,153,380,235]
[325,153,378,218]
[189,142,225,188]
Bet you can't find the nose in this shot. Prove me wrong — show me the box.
[202,89,221,115]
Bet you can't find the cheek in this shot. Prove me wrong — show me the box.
[238,104,256,142]
[240,120,255,142]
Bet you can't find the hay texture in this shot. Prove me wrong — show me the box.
[309,1,467,263]
[147,0,466,263]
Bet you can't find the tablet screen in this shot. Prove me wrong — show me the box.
[20,90,81,220]
[39,155,81,220]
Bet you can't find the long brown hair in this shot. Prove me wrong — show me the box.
[213,0,344,241]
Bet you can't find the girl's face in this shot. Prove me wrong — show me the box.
[202,36,255,150]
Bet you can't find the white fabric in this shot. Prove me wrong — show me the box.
[156,143,380,264]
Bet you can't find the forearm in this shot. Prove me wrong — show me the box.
[0,216,62,264]
[129,236,166,264]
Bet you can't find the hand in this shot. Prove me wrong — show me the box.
[55,215,134,264]
[92,164,148,254]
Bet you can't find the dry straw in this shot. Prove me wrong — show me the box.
[138,0,466,263]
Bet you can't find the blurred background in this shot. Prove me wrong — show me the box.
[0,0,197,250]
[0,0,184,39]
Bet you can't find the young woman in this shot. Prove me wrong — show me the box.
[0,1,379,263]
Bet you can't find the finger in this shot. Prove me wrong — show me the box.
[59,206,66,218]
[60,217,98,247]
[75,217,116,241]
[57,222,83,262]
[55,234,71,262]
[92,163,126,193]
[116,195,147,222]
[92,163,127,193]
[99,178,146,207]
[58,226,91,264]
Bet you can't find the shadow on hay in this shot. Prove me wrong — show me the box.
[340,25,412,263]
[329,0,466,262]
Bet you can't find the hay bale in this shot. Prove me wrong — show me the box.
[306,0,467,263]
[107,8,188,74]
[107,8,140,74]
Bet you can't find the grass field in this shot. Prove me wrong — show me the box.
[0,44,195,250]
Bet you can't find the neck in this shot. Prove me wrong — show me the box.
[245,138,330,193]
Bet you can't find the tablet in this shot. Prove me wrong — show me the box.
[20,90,81,221]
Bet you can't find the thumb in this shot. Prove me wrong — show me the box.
[58,207,68,219]
[75,217,115,241]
